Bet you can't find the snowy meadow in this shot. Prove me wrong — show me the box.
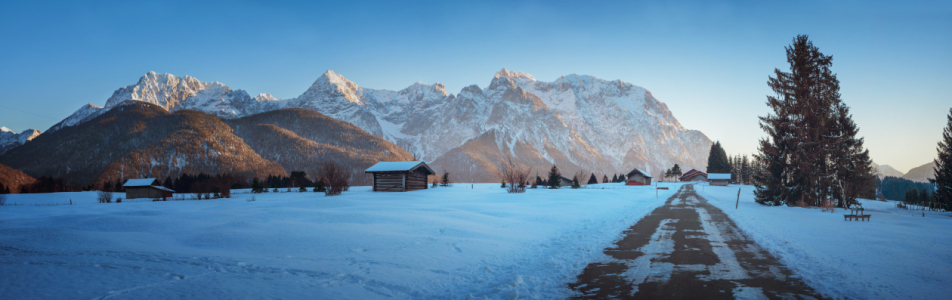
[0,183,677,299]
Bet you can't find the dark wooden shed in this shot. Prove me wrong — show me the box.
[123,178,174,199]
[365,161,436,192]
[625,168,653,185]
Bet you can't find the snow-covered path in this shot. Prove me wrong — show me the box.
[0,183,677,299]
[570,184,821,299]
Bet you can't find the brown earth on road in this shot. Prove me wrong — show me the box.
[569,184,825,299]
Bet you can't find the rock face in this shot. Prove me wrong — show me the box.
[43,68,712,182]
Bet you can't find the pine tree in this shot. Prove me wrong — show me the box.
[602,175,608,184]
[534,174,543,188]
[441,171,450,187]
[919,189,930,206]
[588,173,598,185]
[670,164,682,179]
[706,141,730,174]
[754,35,873,207]
[905,188,918,205]
[933,108,952,211]
[548,165,562,189]
[572,175,581,189]
[618,174,626,182]
[0,182,6,194]
[611,174,618,183]
[251,177,263,193]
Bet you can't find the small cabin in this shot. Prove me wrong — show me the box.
[559,176,574,187]
[708,173,731,186]
[680,169,708,182]
[625,168,653,185]
[123,178,174,199]
[365,161,436,192]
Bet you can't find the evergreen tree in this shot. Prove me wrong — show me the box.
[441,171,450,187]
[754,35,873,207]
[611,174,618,183]
[163,176,173,189]
[933,108,952,211]
[501,180,506,188]
[548,165,562,189]
[571,175,581,189]
[251,177,263,193]
[706,141,730,174]
[602,175,609,184]
[0,182,6,194]
[905,188,919,205]
[534,174,544,188]
[588,173,598,185]
[670,164,682,178]
[618,174,626,182]
[919,189,930,206]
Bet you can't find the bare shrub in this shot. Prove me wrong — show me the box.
[499,157,531,194]
[97,190,113,203]
[319,161,350,196]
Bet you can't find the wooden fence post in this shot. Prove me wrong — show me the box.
[735,188,741,209]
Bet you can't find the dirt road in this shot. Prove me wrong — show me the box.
[569,184,824,299]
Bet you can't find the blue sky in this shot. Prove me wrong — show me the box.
[1,0,949,172]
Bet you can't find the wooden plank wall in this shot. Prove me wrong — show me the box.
[374,172,406,192]
[405,169,429,191]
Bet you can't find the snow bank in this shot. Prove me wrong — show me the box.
[0,183,679,299]
[699,183,952,300]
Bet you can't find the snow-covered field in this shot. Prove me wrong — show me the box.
[0,183,678,299]
[700,183,952,300]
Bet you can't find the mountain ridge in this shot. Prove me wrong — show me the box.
[21,69,713,182]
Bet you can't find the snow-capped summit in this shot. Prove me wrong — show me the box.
[494,68,536,81]
[0,127,41,155]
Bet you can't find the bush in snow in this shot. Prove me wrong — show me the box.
[499,157,530,193]
[97,191,113,203]
[319,161,350,196]
[441,171,451,187]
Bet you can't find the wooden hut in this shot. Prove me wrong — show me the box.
[708,173,731,186]
[625,168,653,185]
[365,161,435,192]
[123,178,174,199]
[559,176,574,187]
[680,169,708,182]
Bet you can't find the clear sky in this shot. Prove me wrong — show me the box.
[1,0,949,173]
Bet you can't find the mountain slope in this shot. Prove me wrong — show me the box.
[225,109,415,184]
[871,162,905,179]
[48,69,712,182]
[0,163,36,192]
[0,102,286,187]
[902,162,937,183]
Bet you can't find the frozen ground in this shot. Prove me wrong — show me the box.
[700,183,952,300]
[0,183,678,299]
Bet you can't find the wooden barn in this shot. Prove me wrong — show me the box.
[680,169,708,182]
[123,178,174,200]
[708,173,732,186]
[625,168,653,185]
[365,161,435,192]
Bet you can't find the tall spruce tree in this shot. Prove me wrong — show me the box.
[611,174,618,183]
[754,35,873,207]
[548,165,562,189]
[706,141,730,174]
[602,175,609,184]
[588,173,598,185]
[933,108,952,211]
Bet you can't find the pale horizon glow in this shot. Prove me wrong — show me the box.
[0,0,948,173]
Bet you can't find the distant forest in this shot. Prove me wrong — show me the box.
[878,176,934,201]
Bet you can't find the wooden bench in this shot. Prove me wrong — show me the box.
[844,214,870,221]
[657,187,669,190]
[844,207,870,221]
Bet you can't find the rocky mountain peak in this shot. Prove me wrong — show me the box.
[494,68,535,81]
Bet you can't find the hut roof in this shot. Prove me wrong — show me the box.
[123,178,158,187]
[152,186,175,193]
[627,168,653,178]
[364,161,435,175]
[708,173,732,180]
[680,169,707,180]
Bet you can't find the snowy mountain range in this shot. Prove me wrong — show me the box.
[16,69,713,182]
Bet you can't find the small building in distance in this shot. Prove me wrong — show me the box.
[680,169,708,182]
[559,176,575,187]
[365,161,435,192]
[625,168,653,186]
[123,178,174,200]
[708,173,731,186]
